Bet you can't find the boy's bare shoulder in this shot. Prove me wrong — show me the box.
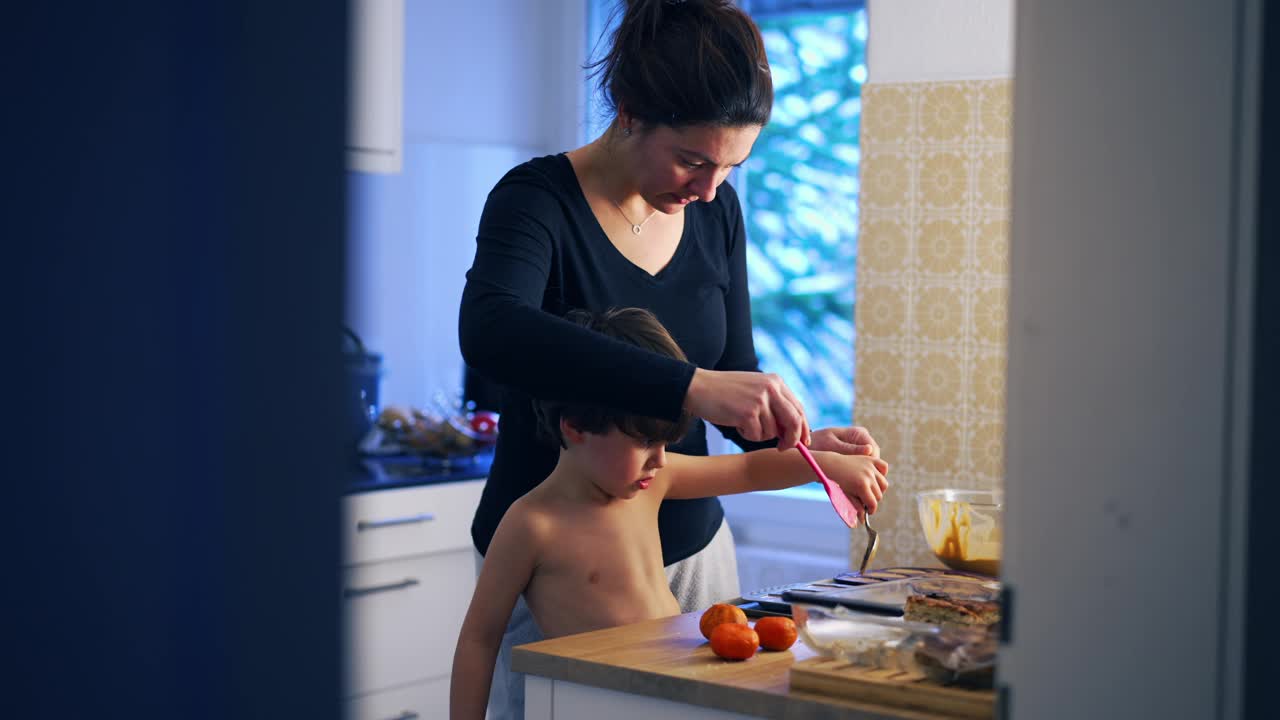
[498,491,559,544]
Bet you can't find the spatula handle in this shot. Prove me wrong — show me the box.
[794,442,828,483]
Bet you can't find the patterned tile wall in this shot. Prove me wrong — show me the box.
[853,79,1011,569]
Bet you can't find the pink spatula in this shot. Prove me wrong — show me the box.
[795,443,859,527]
[795,443,880,573]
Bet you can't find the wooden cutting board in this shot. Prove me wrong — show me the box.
[790,657,995,719]
[515,610,958,719]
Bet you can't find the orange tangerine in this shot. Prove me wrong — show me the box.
[710,623,758,661]
[754,616,797,651]
[698,603,747,640]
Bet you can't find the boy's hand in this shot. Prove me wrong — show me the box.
[820,452,889,517]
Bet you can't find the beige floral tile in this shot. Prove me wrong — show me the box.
[920,150,968,209]
[860,85,913,144]
[855,78,1011,570]
[913,417,963,474]
[861,151,913,210]
[913,350,964,408]
[969,419,1006,479]
[857,350,907,405]
[976,150,1011,211]
[852,411,905,467]
[914,286,965,343]
[978,82,1013,142]
[857,283,909,341]
[921,84,972,144]
[973,286,1008,346]
[976,218,1010,274]
[919,219,966,275]
[972,351,1007,414]
[860,218,912,273]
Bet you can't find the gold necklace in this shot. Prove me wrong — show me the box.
[612,200,658,235]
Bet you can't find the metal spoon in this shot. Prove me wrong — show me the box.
[856,499,880,575]
[794,443,881,574]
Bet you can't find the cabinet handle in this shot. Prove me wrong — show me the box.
[348,145,398,157]
[342,578,419,599]
[356,512,436,531]
[379,712,418,720]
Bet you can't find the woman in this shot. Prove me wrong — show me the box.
[458,1,881,716]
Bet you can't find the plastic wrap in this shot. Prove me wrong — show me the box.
[786,576,1001,687]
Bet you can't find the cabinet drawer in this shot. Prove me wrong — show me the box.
[343,479,484,565]
[342,550,477,696]
[343,675,448,720]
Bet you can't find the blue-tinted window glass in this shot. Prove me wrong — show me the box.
[743,2,866,431]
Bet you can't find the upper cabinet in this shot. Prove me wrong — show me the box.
[348,0,404,174]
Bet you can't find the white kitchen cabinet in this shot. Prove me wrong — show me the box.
[526,677,756,720]
[343,550,476,695]
[342,477,482,566]
[347,0,404,173]
[341,478,485,717]
[344,675,450,720]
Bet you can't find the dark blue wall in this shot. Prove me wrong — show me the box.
[1247,4,1278,719]
[7,3,346,718]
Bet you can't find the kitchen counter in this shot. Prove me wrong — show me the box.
[345,449,492,494]
[513,610,961,720]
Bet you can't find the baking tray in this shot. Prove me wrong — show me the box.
[782,575,1000,617]
[735,567,985,617]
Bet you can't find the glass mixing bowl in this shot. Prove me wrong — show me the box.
[916,489,1003,577]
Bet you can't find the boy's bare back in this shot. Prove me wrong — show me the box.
[507,478,681,638]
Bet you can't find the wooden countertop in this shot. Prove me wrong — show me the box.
[512,611,956,720]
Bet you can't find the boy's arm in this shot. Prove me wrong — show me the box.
[450,505,542,720]
[662,449,889,514]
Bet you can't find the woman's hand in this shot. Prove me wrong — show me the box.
[809,426,881,458]
[684,368,810,450]
[818,451,889,518]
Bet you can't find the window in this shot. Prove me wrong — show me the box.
[740,0,866,436]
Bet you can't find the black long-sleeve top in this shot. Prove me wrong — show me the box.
[459,154,770,565]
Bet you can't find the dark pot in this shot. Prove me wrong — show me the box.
[342,326,383,451]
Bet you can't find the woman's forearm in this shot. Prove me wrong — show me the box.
[460,284,694,419]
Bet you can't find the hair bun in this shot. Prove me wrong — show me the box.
[592,0,772,129]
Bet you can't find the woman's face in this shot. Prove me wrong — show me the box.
[630,122,762,213]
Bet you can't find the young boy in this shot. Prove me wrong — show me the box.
[450,308,888,720]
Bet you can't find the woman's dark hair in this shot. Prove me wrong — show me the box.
[587,0,773,129]
[535,308,694,449]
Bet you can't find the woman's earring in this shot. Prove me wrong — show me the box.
[623,126,632,137]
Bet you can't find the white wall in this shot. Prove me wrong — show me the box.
[346,0,586,409]
[402,0,587,151]
[867,0,1014,81]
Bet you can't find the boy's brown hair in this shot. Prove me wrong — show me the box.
[535,307,693,448]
